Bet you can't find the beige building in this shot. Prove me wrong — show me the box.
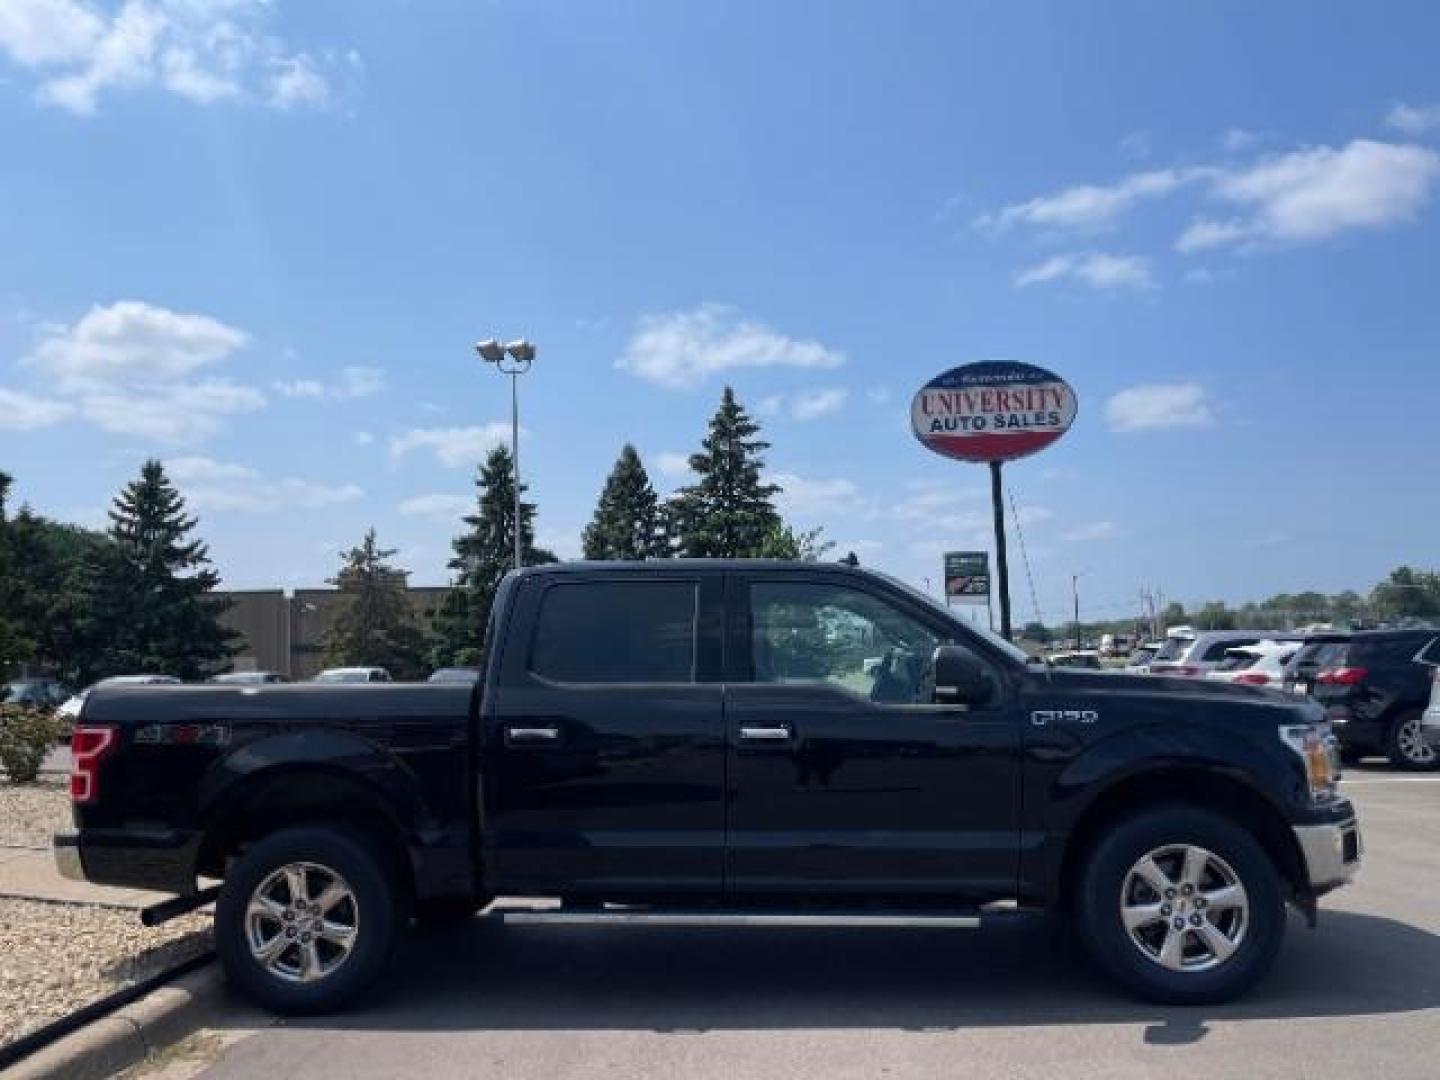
[216,587,451,679]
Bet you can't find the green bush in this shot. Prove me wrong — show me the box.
[0,704,67,783]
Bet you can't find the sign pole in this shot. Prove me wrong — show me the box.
[989,460,1012,640]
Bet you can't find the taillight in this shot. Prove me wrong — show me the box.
[1316,667,1368,686]
[70,725,117,804]
[1158,664,1199,678]
[1234,671,1271,685]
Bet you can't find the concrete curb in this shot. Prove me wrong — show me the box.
[2,963,224,1080]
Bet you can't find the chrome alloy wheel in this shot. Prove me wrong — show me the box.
[1120,845,1249,973]
[1397,714,1437,766]
[245,862,360,983]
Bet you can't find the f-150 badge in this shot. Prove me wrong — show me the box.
[1031,709,1099,726]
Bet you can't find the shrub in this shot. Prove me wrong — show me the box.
[0,704,67,783]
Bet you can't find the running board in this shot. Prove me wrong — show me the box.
[495,907,983,929]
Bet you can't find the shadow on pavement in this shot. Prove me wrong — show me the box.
[295,908,1440,1041]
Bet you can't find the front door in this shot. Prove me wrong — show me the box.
[724,573,1021,900]
[486,572,725,897]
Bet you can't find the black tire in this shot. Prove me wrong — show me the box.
[1385,709,1440,771]
[1075,806,1285,1006]
[414,895,488,927]
[216,825,404,1015]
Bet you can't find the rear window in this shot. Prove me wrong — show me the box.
[530,580,697,684]
[1215,651,1259,672]
[1199,638,1259,662]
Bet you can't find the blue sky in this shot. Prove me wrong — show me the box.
[2,0,1439,627]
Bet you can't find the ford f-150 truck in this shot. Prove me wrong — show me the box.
[55,561,1361,1013]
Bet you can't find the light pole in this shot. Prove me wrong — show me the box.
[1071,571,1087,647]
[475,337,536,571]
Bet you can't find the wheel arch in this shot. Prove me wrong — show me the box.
[1056,766,1309,910]
[196,764,415,901]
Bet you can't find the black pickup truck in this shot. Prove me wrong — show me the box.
[56,561,1362,1012]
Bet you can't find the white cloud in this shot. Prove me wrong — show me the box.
[0,0,356,116]
[1062,521,1122,542]
[25,299,264,442]
[0,387,74,430]
[352,430,375,447]
[1174,219,1252,252]
[389,424,513,468]
[1105,383,1215,432]
[654,451,692,478]
[30,300,248,387]
[1179,139,1440,251]
[265,52,328,110]
[274,378,324,399]
[866,386,891,405]
[1386,102,1440,135]
[0,0,102,66]
[617,304,844,389]
[1014,252,1154,290]
[772,472,870,518]
[166,456,363,513]
[81,380,265,441]
[976,168,1208,232]
[398,493,471,520]
[790,387,848,421]
[273,365,384,401]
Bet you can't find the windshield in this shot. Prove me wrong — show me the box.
[874,571,1032,665]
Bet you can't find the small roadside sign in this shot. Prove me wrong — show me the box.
[944,551,990,606]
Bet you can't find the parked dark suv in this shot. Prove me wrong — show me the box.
[1305,628,1440,769]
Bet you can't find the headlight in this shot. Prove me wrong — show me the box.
[1280,724,1338,797]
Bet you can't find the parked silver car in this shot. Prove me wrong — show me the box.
[1149,630,1296,679]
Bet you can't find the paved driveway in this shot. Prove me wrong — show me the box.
[177,768,1440,1080]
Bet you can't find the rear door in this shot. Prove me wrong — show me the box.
[484,571,726,896]
[722,571,1022,899]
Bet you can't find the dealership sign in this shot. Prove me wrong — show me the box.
[911,361,1077,464]
[944,551,990,606]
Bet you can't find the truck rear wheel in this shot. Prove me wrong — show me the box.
[216,825,403,1014]
[1075,806,1285,1005]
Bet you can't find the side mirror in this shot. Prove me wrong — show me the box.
[932,644,993,706]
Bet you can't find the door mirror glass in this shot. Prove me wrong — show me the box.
[932,645,993,706]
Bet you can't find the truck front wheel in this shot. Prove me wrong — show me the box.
[216,825,404,1014]
[1075,806,1286,1005]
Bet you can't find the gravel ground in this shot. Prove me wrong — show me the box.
[0,777,72,849]
[0,898,212,1049]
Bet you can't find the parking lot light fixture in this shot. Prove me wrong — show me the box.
[474,336,536,571]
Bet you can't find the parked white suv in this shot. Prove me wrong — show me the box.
[1205,641,1300,688]
[1149,631,1293,679]
[1424,663,1440,752]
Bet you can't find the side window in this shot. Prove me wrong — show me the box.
[748,582,944,704]
[531,581,697,684]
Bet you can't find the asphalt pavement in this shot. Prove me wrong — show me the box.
[150,767,1440,1080]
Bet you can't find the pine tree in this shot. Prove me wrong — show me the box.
[85,460,235,681]
[667,387,783,558]
[0,472,32,672]
[432,445,557,667]
[582,444,670,560]
[322,529,429,679]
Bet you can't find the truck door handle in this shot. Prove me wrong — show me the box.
[739,724,792,742]
[505,724,561,745]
